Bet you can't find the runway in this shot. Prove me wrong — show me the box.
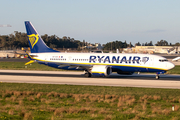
[0,70,180,89]
[0,58,29,62]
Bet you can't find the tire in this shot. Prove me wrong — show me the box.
[156,75,159,79]
[84,73,91,77]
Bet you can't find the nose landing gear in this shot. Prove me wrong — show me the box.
[156,74,160,79]
[155,71,166,79]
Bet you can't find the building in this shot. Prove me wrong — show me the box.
[123,46,180,54]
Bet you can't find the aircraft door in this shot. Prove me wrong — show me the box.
[45,55,48,60]
[45,55,48,64]
[68,56,72,62]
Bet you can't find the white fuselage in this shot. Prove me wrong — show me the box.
[30,52,175,72]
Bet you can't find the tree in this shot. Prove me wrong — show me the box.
[0,31,84,50]
[103,40,128,50]
[135,42,141,46]
[155,40,169,46]
[174,42,180,46]
[128,42,133,47]
[148,41,153,46]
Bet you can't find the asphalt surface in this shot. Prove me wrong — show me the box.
[0,70,180,89]
[0,58,29,62]
[0,70,179,80]
[162,55,180,59]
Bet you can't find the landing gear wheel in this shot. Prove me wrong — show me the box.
[156,75,160,79]
[84,72,92,77]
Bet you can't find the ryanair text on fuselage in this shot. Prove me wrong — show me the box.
[89,56,149,64]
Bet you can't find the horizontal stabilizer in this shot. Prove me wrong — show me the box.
[25,60,35,65]
[25,51,33,60]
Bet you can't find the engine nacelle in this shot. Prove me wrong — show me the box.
[91,65,112,76]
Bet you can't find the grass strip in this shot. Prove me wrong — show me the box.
[0,83,180,119]
[0,62,63,71]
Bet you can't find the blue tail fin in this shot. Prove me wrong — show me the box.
[25,21,59,53]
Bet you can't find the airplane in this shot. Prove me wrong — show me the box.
[172,57,180,61]
[24,21,175,79]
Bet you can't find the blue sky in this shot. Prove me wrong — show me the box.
[0,0,180,45]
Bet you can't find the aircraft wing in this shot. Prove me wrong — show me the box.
[172,57,180,61]
[55,62,92,70]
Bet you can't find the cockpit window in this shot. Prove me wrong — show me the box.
[159,59,168,62]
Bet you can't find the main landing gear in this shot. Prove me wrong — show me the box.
[84,70,92,77]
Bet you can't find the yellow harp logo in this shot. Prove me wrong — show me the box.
[28,34,39,48]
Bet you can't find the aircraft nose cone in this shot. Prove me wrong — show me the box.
[168,62,175,70]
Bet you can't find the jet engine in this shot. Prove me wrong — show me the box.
[91,65,112,76]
